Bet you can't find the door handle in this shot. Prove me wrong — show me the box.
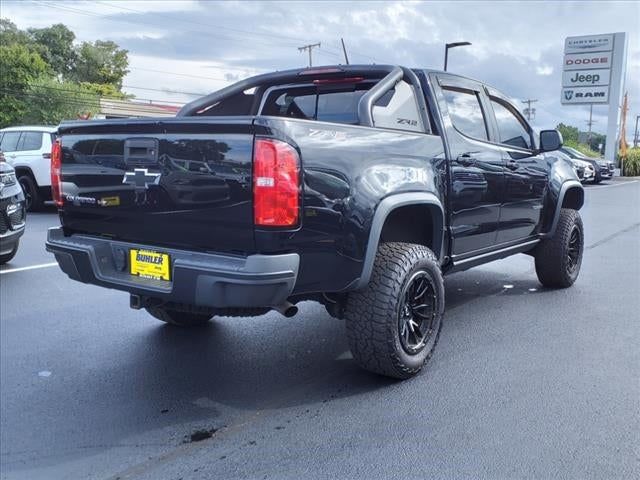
[457,154,476,167]
[506,159,519,170]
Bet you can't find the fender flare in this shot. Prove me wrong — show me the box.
[354,192,445,290]
[547,180,584,237]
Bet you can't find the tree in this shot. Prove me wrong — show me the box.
[79,82,132,100]
[0,43,48,128]
[28,23,77,78]
[71,40,129,89]
[556,123,579,144]
[23,77,99,125]
[0,18,33,47]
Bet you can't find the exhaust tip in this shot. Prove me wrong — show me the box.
[274,302,298,318]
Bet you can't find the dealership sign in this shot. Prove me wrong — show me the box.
[561,34,614,105]
[560,32,628,163]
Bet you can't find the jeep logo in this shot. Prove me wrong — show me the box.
[569,72,600,84]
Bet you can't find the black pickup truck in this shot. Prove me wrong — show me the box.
[46,65,584,379]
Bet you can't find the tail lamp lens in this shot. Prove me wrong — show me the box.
[253,138,300,227]
[51,139,63,207]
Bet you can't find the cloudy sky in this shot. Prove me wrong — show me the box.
[3,0,639,140]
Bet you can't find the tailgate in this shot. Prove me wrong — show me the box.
[58,118,257,254]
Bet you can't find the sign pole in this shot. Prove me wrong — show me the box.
[604,32,628,164]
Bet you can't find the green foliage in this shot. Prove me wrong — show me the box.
[23,77,99,125]
[71,40,129,88]
[0,18,131,126]
[0,18,33,47]
[620,148,640,177]
[0,43,48,128]
[557,123,579,144]
[28,23,76,77]
[564,140,600,158]
[80,82,132,100]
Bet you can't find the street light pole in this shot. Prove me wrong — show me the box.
[444,41,472,71]
[634,114,640,148]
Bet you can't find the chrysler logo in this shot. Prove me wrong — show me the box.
[564,90,574,100]
[122,168,161,189]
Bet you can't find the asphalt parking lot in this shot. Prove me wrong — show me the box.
[1,180,639,480]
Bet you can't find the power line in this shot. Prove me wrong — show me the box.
[521,98,538,122]
[30,0,378,67]
[298,43,321,67]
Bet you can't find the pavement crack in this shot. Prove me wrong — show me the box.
[586,222,640,250]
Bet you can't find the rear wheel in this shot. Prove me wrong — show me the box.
[145,306,213,327]
[345,242,444,379]
[535,208,583,288]
[0,243,19,265]
[18,175,42,211]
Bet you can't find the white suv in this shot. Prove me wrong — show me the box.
[0,126,57,211]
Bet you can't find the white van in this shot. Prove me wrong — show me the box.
[0,126,58,211]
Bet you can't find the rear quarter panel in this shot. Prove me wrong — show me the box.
[255,117,447,294]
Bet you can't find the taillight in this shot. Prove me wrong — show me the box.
[253,138,300,227]
[51,139,63,207]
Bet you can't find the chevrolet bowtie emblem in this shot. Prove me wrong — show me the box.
[122,168,161,189]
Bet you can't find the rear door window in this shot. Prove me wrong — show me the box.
[18,131,44,151]
[0,132,22,152]
[442,88,489,140]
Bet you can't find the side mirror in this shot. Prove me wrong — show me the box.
[539,130,563,152]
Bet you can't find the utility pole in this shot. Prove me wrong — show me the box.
[521,98,538,122]
[585,104,596,146]
[340,38,349,65]
[298,42,321,67]
[634,114,640,148]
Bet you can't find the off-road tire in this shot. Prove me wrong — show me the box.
[18,174,42,211]
[535,208,584,288]
[0,243,19,265]
[345,242,444,379]
[145,306,213,327]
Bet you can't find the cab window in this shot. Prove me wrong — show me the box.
[490,98,532,150]
[442,88,489,141]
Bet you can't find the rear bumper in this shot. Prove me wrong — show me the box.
[46,227,299,308]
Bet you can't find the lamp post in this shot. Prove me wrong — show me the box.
[444,41,472,71]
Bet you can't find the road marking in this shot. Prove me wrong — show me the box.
[587,180,638,189]
[0,262,58,275]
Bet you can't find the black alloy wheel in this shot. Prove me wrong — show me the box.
[398,271,438,354]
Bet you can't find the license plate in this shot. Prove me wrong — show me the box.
[129,249,171,281]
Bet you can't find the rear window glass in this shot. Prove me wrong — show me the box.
[261,85,370,125]
[0,132,21,152]
[19,131,43,151]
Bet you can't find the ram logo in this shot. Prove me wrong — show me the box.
[564,90,574,101]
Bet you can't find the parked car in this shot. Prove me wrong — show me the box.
[0,126,58,210]
[46,65,584,379]
[560,146,614,183]
[0,153,26,264]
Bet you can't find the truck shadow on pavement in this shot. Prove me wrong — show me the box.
[127,262,542,419]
